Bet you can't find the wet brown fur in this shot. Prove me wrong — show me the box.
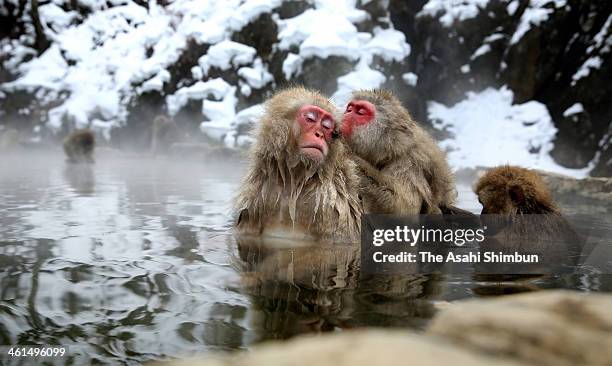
[150,115,179,154]
[475,165,559,215]
[474,166,581,271]
[63,129,95,164]
[234,86,362,242]
[344,89,456,214]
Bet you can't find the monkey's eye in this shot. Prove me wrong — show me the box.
[345,105,353,113]
[322,119,333,129]
[305,111,317,122]
[356,108,366,116]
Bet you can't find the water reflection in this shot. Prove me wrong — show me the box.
[0,153,610,364]
[235,237,439,339]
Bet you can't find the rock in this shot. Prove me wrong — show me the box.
[428,290,612,366]
[538,170,612,204]
[158,330,526,366]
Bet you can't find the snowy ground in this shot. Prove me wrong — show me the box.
[0,0,596,178]
[429,87,592,178]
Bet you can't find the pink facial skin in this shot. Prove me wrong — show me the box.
[341,100,376,138]
[296,104,336,162]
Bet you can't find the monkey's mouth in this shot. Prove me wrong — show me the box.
[300,143,327,160]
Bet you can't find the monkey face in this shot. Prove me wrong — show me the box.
[476,187,516,214]
[295,104,335,163]
[340,99,376,138]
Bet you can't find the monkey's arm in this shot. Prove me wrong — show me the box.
[352,156,422,214]
[351,156,395,188]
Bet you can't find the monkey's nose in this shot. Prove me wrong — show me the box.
[314,130,323,138]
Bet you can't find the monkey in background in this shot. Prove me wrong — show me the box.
[475,165,560,215]
[234,86,362,242]
[474,165,583,273]
[150,115,180,155]
[63,129,95,163]
[340,89,458,215]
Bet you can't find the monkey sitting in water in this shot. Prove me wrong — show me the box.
[63,129,95,164]
[234,86,362,243]
[340,89,460,215]
[475,165,560,215]
[474,165,582,273]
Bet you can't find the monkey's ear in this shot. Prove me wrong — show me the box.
[508,184,525,205]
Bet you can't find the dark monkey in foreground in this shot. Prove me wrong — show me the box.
[234,87,362,242]
[341,89,458,214]
[63,129,95,163]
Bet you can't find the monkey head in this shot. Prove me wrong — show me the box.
[295,104,335,163]
[474,165,559,214]
[340,89,412,162]
[256,87,338,168]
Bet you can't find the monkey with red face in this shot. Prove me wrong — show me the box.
[340,89,457,214]
[234,87,362,242]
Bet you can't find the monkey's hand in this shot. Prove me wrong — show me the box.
[351,156,397,199]
[352,156,382,180]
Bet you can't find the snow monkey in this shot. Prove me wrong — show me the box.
[150,115,179,155]
[474,165,561,215]
[234,86,362,242]
[340,89,457,214]
[474,165,582,268]
[63,129,95,164]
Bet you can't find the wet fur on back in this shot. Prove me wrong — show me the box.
[63,129,95,163]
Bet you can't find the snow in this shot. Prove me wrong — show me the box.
[198,41,257,74]
[364,27,411,62]
[572,56,603,85]
[166,78,233,116]
[2,0,283,137]
[0,0,603,176]
[507,0,519,16]
[484,33,505,43]
[282,53,303,80]
[237,59,273,89]
[277,8,360,55]
[563,103,584,117]
[331,60,386,104]
[39,3,78,30]
[235,104,264,127]
[1,0,413,147]
[402,72,418,87]
[139,70,171,93]
[471,44,491,59]
[278,1,409,112]
[200,86,238,146]
[511,0,567,45]
[418,0,490,27]
[589,15,612,54]
[428,86,590,178]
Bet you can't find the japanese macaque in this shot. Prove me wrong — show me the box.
[340,89,457,214]
[150,115,179,155]
[474,165,559,214]
[474,165,583,274]
[63,129,95,163]
[234,86,362,242]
